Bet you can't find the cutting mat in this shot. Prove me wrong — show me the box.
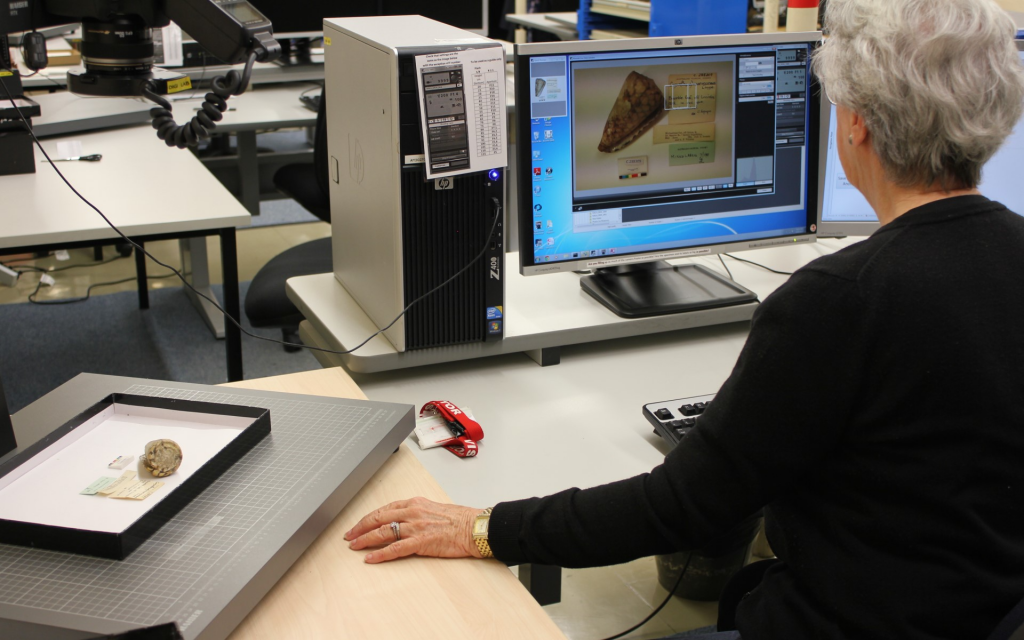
[0,378,414,639]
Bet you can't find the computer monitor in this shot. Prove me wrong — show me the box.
[251,1,489,38]
[515,32,825,318]
[817,39,1024,237]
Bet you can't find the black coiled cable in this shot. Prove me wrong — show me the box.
[142,52,258,149]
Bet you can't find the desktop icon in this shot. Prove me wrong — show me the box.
[535,239,543,248]
[532,150,541,159]
[545,167,553,176]
[533,167,542,176]
[535,220,542,230]
[533,131,541,141]
[534,204,543,211]
[544,130,553,140]
[581,251,590,257]
[547,237,554,246]
[534,186,542,195]
[546,220,553,229]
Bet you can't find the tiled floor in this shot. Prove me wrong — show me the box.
[0,215,730,640]
[530,560,720,639]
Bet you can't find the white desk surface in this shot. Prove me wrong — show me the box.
[29,92,154,137]
[169,83,320,132]
[297,240,856,508]
[507,12,580,40]
[0,125,251,249]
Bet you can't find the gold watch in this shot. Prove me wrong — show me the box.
[473,508,494,558]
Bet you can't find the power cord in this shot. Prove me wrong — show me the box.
[718,255,734,281]
[723,253,794,276]
[1,74,502,357]
[599,553,693,640]
[29,271,178,305]
[143,52,257,149]
[2,253,128,274]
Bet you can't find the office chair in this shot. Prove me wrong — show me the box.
[988,594,1024,640]
[244,91,333,350]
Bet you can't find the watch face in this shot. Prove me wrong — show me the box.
[474,517,489,535]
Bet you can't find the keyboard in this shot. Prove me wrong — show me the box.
[643,393,716,447]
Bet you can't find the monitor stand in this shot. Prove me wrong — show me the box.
[580,261,759,319]
[0,373,15,458]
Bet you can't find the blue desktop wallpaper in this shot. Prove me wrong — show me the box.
[526,54,809,266]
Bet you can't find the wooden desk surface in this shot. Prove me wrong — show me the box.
[222,368,567,640]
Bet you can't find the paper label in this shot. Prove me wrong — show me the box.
[666,73,717,125]
[97,470,137,496]
[653,123,716,145]
[414,408,475,450]
[617,156,648,179]
[80,476,117,495]
[56,141,83,159]
[669,142,716,166]
[108,455,134,470]
[111,480,165,501]
[324,36,332,46]
[414,45,507,180]
[166,77,192,94]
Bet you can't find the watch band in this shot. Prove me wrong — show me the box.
[474,507,494,558]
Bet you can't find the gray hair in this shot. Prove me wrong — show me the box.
[813,0,1024,189]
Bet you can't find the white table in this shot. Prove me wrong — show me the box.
[186,83,320,214]
[0,125,251,380]
[290,240,851,504]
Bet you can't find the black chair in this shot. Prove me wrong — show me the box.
[244,91,333,350]
[988,594,1024,640]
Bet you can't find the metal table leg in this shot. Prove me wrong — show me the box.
[219,228,243,382]
[518,563,562,606]
[179,237,227,339]
[134,240,149,310]
[236,131,260,215]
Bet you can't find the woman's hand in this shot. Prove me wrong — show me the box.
[344,497,487,564]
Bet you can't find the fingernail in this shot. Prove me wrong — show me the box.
[344,530,352,539]
[365,553,374,562]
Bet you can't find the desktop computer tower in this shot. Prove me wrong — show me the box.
[323,16,505,353]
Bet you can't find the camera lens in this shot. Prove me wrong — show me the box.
[79,16,154,75]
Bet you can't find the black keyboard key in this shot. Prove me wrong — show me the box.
[682,418,697,427]
[655,408,673,421]
[669,420,685,428]
[680,404,697,416]
[693,402,706,414]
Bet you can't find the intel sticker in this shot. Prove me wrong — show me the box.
[487,306,503,320]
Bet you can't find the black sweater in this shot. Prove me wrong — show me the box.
[488,196,1024,640]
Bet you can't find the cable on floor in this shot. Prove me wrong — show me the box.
[599,552,694,640]
[28,272,178,305]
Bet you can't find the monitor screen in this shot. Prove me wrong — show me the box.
[817,40,1024,237]
[251,1,487,36]
[516,33,824,277]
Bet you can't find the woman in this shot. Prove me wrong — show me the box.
[346,0,1024,637]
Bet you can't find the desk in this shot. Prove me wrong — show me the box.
[289,241,852,510]
[189,83,320,215]
[221,368,568,639]
[0,125,251,381]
